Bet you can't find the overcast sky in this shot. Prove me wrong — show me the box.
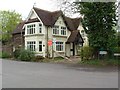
[0,0,59,19]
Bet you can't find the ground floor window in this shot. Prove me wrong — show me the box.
[27,41,36,51]
[39,41,42,52]
[56,41,64,51]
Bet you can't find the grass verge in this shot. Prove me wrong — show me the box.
[79,59,119,66]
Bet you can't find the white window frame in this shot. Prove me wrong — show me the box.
[55,41,64,52]
[61,26,67,36]
[39,41,42,52]
[53,25,59,35]
[39,23,42,34]
[27,41,36,51]
[27,24,36,35]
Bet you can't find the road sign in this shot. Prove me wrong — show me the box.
[53,38,56,43]
[48,40,52,46]
[99,51,107,55]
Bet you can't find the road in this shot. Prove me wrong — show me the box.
[2,59,118,88]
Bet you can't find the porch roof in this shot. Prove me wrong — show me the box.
[66,30,84,44]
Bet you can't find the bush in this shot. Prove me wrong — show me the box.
[18,49,35,61]
[80,46,94,61]
[113,47,120,53]
[0,51,11,58]
[13,49,21,59]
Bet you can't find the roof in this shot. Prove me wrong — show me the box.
[13,7,82,34]
[25,18,39,24]
[12,21,25,34]
[66,30,84,44]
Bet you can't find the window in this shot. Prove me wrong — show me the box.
[61,27,66,35]
[81,30,85,37]
[39,24,42,33]
[53,26,59,35]
[27,24,35,34]
[56,42,64,51]
[39,41,42,52]
[27,41,36,51]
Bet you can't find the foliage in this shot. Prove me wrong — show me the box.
[0,51,11,58]
[74,2,117,57]
[13,49,21,59]
[113,47,120,53]
[80,46,94,60]
[0,10,22,44]
[17,49,35,61]
[79,59,119,66]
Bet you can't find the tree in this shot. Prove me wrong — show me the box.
[0,10,22,44]
[57,1,117,58]
[74,2,117,57]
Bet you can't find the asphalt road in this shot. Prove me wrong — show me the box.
[2,59,118,88]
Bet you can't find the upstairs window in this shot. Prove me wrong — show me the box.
[39,24,42,33]
[53,26,59,35]
[27,24,35,34]
[56,41,63,51]
[61,27,66,35]
[27,41,36,51]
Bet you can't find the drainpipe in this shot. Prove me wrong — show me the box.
[46,27,49,58]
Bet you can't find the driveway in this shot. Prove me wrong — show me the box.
[2,59,118,88]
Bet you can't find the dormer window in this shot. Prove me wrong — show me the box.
[39,24,42,33]
[53,25,59,35]
[27,24,35,34]
[61,27,66,35]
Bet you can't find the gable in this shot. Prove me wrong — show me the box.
[54,16,66,27]
[30,11,37,19]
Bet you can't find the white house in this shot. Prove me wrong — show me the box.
[13,7,88,58]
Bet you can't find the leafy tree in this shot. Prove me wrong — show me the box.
[57,1,117,58]
[0,10,22,44]
[73,2,117,57]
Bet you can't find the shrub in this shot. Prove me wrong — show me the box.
[13,49,21,59]
[0,51,11,58]
[18,49,35,61]
[113,47,120,53]
[80,46,94,61]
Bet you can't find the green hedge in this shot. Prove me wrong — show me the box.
[0,51,11,58]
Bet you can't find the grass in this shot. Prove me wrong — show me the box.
[79,59,119,66]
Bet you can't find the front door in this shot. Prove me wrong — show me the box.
[70,43,75,56]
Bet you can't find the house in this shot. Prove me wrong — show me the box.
[12,7,88,58]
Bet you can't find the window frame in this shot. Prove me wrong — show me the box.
[27,41,36,51]
[39,41,42,52]
[27,24,36,35]
[53,25,59,35]
[55,41,64,52]
[61,26,67,36]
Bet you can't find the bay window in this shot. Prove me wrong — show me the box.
[39,24,42,33]
[27,24,35,34]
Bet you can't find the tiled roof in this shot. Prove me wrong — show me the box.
[66,30,84,43]
[12,21,25,34]
[12,7,82,34]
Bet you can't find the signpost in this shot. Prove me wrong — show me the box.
[48,40,52,46]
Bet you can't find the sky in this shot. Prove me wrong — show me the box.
[0,0,59,20]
